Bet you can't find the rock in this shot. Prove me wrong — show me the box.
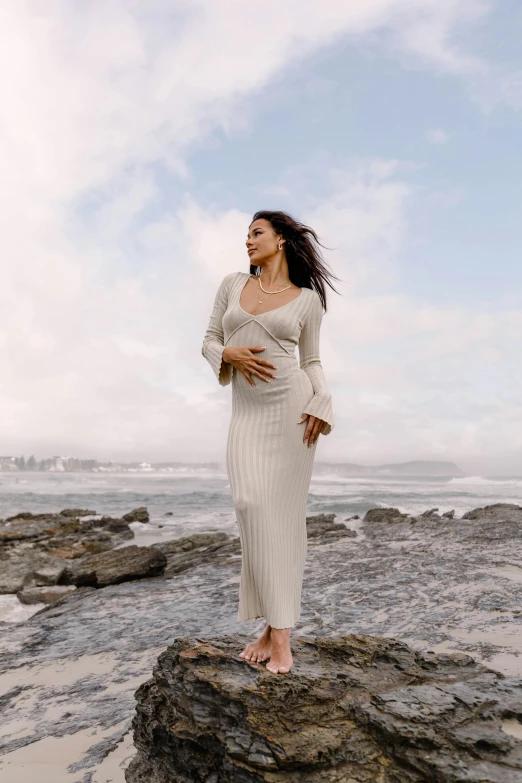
[0,512,356,596]
[154,532,231,554]
[123,507,149,523]
[5,511,59,522]
[126,634,522,783]
[364,507,410,523]
[96,516,135,534]
[0,511,135,593]
[442,510,455,519]
[17,585,77,605]
[0,520,53,545]
[151,532,241,577]
[2,505,522,782]
[346,514,360,520]
[420,507,440,517]
[60,545,167,587]
[46,544,88,559]
[33,563,66,585]
[148,520,356,582]
[148,519,356,581]
[0,551,69,594]
[306,513,356,539]
[59,508,97,517]
[462,503,522,520]
[165,511,173,516]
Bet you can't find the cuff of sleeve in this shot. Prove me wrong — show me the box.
[302,393,334,436]
[206,342,233,387]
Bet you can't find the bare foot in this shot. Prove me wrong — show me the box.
[239,624,272,663]
[266,627,293,674]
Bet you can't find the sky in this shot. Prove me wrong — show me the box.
[1,0,521,475]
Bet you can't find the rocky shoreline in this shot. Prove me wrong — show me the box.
[128,634,522,782]
[0,505,355,604]
[0,502,521,781]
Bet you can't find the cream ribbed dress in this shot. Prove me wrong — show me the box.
[202,271,334,628]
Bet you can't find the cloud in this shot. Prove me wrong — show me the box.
[305,159,413,293]
[159,162,522,475]
[426,128,451,144]
[0,0,519,473]
[111,336,169,359]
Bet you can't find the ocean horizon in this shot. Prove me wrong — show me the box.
[1,467,521,533]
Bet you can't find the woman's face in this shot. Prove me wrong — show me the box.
[246,218,283,265]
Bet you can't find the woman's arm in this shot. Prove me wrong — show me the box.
[201,273,234,386]
[298,291,334,436]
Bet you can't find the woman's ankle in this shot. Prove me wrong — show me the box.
[270,627,291,644]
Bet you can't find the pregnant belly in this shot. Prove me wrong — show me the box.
[232,361,312,411]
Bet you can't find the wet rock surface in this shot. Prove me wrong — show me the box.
[151,531,241,576]
[126,634,522,783]
[122,507,149,524]
[0,504,521,781]
[16,584,78,605]
[306,512,357,540]
[60,545,167,587]
[0,507,138,594]
[364,506,410,523]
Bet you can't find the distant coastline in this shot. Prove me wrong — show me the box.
[0,457,465,477]
[314,460,466,478]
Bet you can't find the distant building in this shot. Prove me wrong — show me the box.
[49,456,74,472]
[0,456,17,470]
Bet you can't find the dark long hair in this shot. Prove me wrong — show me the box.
[249,210,341,311]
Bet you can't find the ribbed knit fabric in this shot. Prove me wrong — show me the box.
[201,271,334,628]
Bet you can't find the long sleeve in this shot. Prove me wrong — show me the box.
[299,291,334,436]
[201,273,234,387]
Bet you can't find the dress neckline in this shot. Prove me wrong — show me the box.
[237,273,304,317]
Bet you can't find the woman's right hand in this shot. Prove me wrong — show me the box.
[223,346,277,386]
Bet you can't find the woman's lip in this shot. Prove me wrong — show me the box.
[248,249,256,254]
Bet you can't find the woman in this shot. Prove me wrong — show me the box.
[201,210,339,674]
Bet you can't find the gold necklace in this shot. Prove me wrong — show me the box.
[256,275,292,303]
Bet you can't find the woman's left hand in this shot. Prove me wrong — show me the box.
[298,413,325,447]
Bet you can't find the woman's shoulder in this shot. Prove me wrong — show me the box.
[219,270,248,291]
[301,286,325,318]
[302,285,321,304]
[223,270,249,284]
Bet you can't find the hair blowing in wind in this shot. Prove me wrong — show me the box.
[249,210,342,311]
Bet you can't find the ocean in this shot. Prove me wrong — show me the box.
[1,467,521,623]
[1,467,522,532]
